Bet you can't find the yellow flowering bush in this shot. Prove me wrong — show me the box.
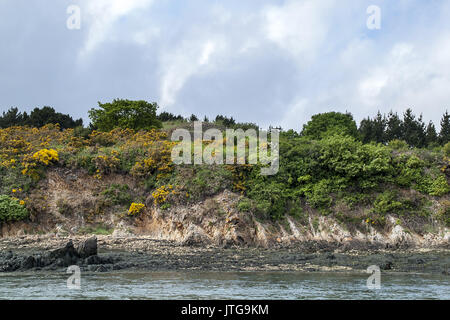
[152,185,174,205]
[94,154,120,174]
[128,202,145,216]
[32,149,59,165]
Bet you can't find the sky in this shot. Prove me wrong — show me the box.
[0,0,449,131]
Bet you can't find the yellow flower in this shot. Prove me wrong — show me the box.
[32,148,59,165]
[12,189,17,193]
[19,200,25,206]
[128,203,145,216]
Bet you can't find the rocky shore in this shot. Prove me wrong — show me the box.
[0,235,449,275]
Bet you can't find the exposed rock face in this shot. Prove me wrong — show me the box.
[77,236,97,258]
[0,169,448,250]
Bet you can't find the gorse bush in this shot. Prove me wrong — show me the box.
[128,203,145,216]
[0,195,29,222]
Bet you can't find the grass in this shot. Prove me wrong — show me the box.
[78,224,113,235]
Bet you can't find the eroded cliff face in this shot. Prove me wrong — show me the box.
[1,169,449,249]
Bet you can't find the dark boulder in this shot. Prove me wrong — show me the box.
[21,256,36,269]
[77,236,98,258]
[48,240,80,266]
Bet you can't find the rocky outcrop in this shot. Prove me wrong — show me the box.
[0,237,112,272]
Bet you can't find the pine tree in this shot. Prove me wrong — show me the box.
[402,108,426,147]
[372,111,386,143]
[385,111,403,142]
[439,110,450,144]
[359,117,374,143]
[425,121,438,146]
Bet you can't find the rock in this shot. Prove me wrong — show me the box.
[88,264,111,272]
[49,240,80,263]
[5,250,13,260]
[182,226,211,246]
[380,261,393,270]
[85,255,102,265]
[21,256,35,269]
[77,236,97,258]
[66,174,78,182]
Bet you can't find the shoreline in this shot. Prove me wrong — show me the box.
[1,235,449,275]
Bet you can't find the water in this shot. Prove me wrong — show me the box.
[0,271,448,300]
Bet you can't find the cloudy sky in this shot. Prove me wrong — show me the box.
[1,0,449,130]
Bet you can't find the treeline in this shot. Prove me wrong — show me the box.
[297,109,449,147]
[1,102,448,147]
[358,109,449,147]
[157,111,259,131]
[0,107,83,129]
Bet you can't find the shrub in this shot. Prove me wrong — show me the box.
[427,175,450,196]
[152,185,174,205]
[0,195,29,222]
[128,203,145,216]
[100,184,133,206]
[444,142,450,157]
[94,154,120,174]
[32,149,59,165]
[372,191,404,214]
[388,139,409,150]
[237,198,252,212]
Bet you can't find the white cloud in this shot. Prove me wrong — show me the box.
[263,0,334,61]
[2,0,450,130]
[79,0,154,57]
[159,38,225,108]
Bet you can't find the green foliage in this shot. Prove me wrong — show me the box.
[157,112,184,122]
[388,139,409,150]
[160,203,172,210]
[174,165,233,201]
[0,167,34,195]
[89,99,162,131]
[0,106,83,129]
[427,176,450,196]
[439,202,450,227]
[359,109,448,147]
[359,112,386,144]
[237,198,252,213]
[444,142,450,157]
[79,224,113,235]
[372,191,404,215]
[301,112,358,140]
[100,184,133,206]
[0,195,29,222]
[439,111,450,144]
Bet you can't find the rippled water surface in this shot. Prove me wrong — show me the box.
[0,271,448,300]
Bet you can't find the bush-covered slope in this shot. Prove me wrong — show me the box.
[0,122,449,238]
